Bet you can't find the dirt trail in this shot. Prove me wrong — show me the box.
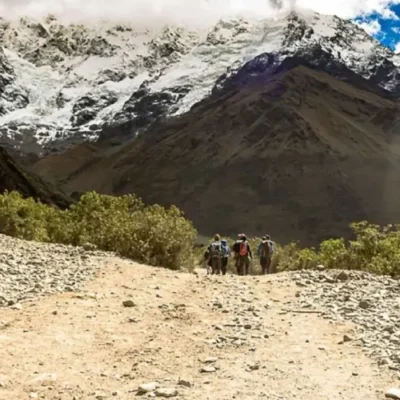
[0,260,396,399]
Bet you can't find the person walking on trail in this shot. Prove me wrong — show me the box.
[258,235,274,275]
[220,239,231,275]
[205,234,223,275]
[237,235,252,276]
[232,233,245,275]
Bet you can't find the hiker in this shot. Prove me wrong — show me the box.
[205,234,223,275]
[258,235,274,275]
[232,233,245,275]
[236,234,252,276]
[220,239,231,275]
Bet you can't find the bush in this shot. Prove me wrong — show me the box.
[0,191,57,242]
[273,222,400,277]
[0,191,197,270]
[199,221,400,277]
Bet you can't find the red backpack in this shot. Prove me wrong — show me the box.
[239,241,248,256]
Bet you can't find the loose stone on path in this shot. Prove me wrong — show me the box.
[386,388,400,399]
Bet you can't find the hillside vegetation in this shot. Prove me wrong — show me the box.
[1,190,400,276]
[0,191,197,270]
[199,223,400,278]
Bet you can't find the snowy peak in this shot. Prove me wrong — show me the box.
[0,11,398,154]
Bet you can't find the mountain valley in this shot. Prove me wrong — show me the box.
[1,10,400,243]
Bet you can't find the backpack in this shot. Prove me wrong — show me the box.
[239,241,248,256]
[270,241,275,254]
[260,241,271,258]
[221,242,229,257]
[209,241,222,258]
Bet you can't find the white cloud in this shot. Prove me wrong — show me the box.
[357,19,382,35]
[0,0,399,26]
[299,0,400,19]
[395,42,400,53]
[381,7,399,19]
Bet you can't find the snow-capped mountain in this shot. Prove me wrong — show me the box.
[0,10,399,154]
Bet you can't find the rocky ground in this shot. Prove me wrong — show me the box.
[0,234,110,307]
[0,235,400,398]
[293,269,400,377]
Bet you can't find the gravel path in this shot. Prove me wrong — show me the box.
[0,242,397,399]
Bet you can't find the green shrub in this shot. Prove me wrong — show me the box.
[202,222,400,277]
[0,191,197,270]
[317,238,348,269]
[0,191,56,242]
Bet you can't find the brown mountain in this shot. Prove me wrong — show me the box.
[31,61,400,245]
[0,147,72,209]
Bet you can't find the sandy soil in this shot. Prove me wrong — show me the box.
[0,260,397,399]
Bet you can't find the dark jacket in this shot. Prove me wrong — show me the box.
[258,240,274,258]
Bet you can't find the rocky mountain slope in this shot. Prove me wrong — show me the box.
[33,57,400,244]
[0,146,72,208]
[0,235,399,399]
[0,10,399,153]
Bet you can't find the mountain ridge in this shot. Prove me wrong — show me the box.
[0,146,72,208]
[31,60,400,244]
[0,10,399,153]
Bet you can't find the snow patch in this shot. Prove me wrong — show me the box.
[0,10,398,152]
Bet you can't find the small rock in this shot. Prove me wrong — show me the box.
[343,334,353,343]
[359,300,370,310]
[82,242,97,251]
[336,271,349,281]
[178,379,192,388]
[384,326,395,334]
[202,357,217,364]
[0,374,9,388]
[29,394,38,399]
[201,366,216,373]
[123,300,135,308]
[30,372,57,383]
[386,388,400,399]
[137,382,159,394]
[10,303,22,310]
[155,388,178,397]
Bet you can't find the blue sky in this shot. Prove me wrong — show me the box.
[355,4,400,52]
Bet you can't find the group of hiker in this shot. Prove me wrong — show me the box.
[204,233,274,276]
